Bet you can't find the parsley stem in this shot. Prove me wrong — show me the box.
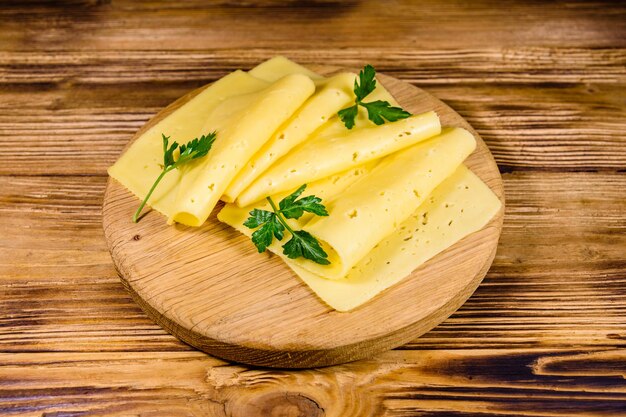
[133,167,172,223]
[266,196,297,237]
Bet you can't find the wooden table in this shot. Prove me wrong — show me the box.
[1,1,625,415]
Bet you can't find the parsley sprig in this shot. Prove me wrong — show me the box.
[244,185,330,265]
[133,132,217,223]
[338,65,411,129]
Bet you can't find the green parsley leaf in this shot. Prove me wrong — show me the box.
[354,64,377,102]
[278,184,306,209]
[279,184,329,219]
[360,100,412,125]
[251,215,284,253]
[132,132,217,223]
[163,135,178,168]
[338,105,358,130]
[243,208,274,229]
[243,184,330,264]
[337,65,411,129]
[282,230,331,265]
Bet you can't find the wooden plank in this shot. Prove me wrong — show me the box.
[1,1,625,51]
[433,83,626,170]
[1,173,624,353]
[1,76,624,173]
[1,49,624,85]
[1,349,625,416]
[1,48,623,173]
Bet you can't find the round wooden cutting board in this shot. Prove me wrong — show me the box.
[103,66,504,368]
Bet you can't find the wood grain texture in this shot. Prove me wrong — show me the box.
[1,49,624,174]
[2,350,626,416]
[2,0,625,414]
[102,69,504,367]
[1,174,623,354]
[1,0,625,51]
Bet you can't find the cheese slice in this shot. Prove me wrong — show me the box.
[220,159,381,233]
[220,127,476,280]
[310,79,403,141]
[226,64,406,203]
[292,165,502,311]
[249,56,324,84]
[223,72,358,202]
[107,70,270,217]
[236,111,441,207]
[298,127,476,279]
[170,73,316,226]
[219,165,501,311]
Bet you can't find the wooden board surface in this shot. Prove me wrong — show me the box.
[102,68,504,367]
[1,0,625,414]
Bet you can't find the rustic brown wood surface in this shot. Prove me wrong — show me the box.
[102,68,504,368]
[0,0,624,415]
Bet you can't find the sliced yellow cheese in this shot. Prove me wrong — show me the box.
[296,127,476,279]
[236,111,441,207]
[223,72,358,202]
[310,79,402,141]
[248,56,324,83]
[219,164,501,311]
[107,70,270,217]
[219,159,380,234]
[292,165,502,311]
[170,73,316,226]
[220,127,476,279]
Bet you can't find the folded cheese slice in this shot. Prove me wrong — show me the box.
[169,73,315,226]
[236,112,441,207]
[222,72,358,202]
[220,127,476,279]
[298,127,476,279]
[227,62,405,204]
[107,70,270,217]
[310,78,403,142]
[219,164,501,311]
[222,158,381,231]
[292,165,502,311]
